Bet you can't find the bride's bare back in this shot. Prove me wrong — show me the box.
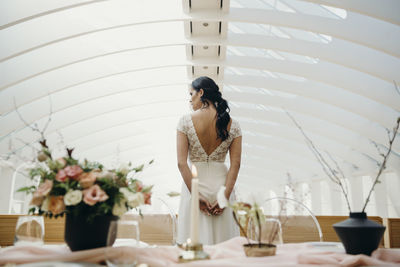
[191,109,232,156]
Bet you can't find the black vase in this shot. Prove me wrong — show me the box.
[333,212,385,256]
[64,213,118,251]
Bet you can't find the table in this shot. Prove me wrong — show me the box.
[0,237,399,267]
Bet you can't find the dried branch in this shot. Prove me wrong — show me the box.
[285,110,352,212]
[232,211,250,244]
[394,81,400,96]
[14,98,42,136]
[362,117,400,212]
[13,94,53,142]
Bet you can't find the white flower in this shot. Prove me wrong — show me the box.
[112,200,128,216]
[217,186,229,209]
[118,163,130,176]
[127,193,144,208]
[120,188,144,208]
[64,190,83,206]
[41,196,50,211]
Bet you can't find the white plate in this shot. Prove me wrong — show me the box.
[18,262,102,267]
[307,242,345,253]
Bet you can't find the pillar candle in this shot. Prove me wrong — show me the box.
[190,165,199,244]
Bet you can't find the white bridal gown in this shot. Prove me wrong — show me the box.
[176,114,241,245]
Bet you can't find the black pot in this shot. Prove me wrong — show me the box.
[333,212,385,255]
[64,213,118,251]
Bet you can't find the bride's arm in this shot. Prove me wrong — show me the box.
[177,131,192,191]
[225,136,242,199]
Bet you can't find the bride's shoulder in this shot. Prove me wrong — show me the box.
[229,117,242,138]
[230,117,241,128]
[177,114,191,129]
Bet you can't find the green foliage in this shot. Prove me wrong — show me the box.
[17,186,37,194]
[82,159,103,172]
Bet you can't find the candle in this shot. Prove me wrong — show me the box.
[190,165,199,244]
[191,165,198,178]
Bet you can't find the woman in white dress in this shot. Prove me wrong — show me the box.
[176,76,242,245]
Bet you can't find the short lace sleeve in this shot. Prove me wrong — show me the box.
[177,115,188,135]
[230,119,242,139]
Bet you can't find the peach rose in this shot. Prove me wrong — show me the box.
[135,181,143,192]
[55,169,67,182]
[35,179,53,197]
[48,196,65,215]
[143,192,151,205]
[79,171,98,189]
[30,192,44,206]
[64,165,83,180]
[83,184,109,206]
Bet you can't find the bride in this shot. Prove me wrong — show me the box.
[176,76,242,245]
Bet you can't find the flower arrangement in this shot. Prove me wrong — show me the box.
[217,187,269,246]
[18,139,153,222]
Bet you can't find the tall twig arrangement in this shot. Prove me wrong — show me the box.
[286,82,400,213]
[285,111,352,212]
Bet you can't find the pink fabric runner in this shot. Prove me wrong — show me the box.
[1,237,399,266]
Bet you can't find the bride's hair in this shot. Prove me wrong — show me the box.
[191,76,231,141]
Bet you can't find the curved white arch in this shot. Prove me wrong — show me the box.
[220,56,400,111]
[2,5,398,62]
[0,82,187,137]
[301,0,400,26]
[242,135,375,173]
[2,29,398,92]
[226,91,399,151]
[222,33,399,83]
[0,65,188,115]
[232,109,400,167]
[240,120,381,163]
[224,74,399,129]
[0,0,109,29]
[190,8,400,57]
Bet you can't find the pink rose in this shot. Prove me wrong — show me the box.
[36,179,53,197]
[83,184,109,206]
[55,169,67,182]
[79,171,98,189]
[143,192,152,205]
[64,165,83,180]
[48,196,65,215]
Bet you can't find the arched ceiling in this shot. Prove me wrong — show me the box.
[1,0,399,200]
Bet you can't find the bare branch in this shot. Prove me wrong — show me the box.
[394,80,400,96]
[14,98,41,134]
[362,117,400,212]
[371,140,385,158]
[285,110,352,212]
[41,94,53,137]
[325,151,349,196]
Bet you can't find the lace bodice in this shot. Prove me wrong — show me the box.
[177,114,242,162]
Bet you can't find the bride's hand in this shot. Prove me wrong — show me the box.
[209,202,224,216]
[199,195,212,216]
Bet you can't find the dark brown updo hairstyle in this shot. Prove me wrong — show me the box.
[191,76,231,141]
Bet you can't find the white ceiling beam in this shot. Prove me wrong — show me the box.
[226,91,399,151]
[224,74,398,130]
[301,0,400,26]
[188,8,400,57]
[231,108,400,169]
[191,56,400,111]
